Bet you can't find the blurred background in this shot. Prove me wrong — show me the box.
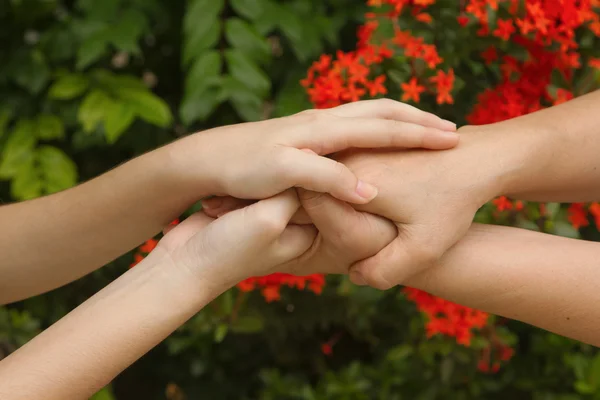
[2,0,600,398]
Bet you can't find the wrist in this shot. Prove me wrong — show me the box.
[140,248,225,311]
[152,132,223,201]
[457,119,552,203]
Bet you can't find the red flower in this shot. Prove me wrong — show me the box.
[493,19,515,40]
[493,196,513,212]
[400,77,425,102]
[481,46,498,64]
[568,203,589,230]
[321,343,333,356]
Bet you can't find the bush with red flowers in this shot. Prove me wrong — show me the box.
[3,1,600,398]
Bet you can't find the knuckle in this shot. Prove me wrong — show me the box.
[254,209,286,235]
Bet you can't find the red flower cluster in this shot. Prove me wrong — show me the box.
[568,202,600,230]
[130,238,158,268]
[237,273,325,303]
[403,287,489,346]
[302,0,453,108]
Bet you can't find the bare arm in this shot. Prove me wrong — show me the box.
[333,89,600,288]
[0,190,314,400]
[406,224,600,347]
[0,100,456,305]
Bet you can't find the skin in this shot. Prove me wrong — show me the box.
[205,90,600,346]
[0,99,457,305]
[0,190,317,400]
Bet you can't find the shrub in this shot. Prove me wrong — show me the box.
[2,1,600,399]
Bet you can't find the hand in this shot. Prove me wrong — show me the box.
[337,129,515,289]
[157,189,317,293]
[202,190,397,277]
[165,99,458,205]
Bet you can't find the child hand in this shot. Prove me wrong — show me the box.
[157,189,317,292]
[166,99,457,204]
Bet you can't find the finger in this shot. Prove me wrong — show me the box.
[160,211,214,249]
[280,148,378,204]
[298,188,362,238]
[326,99,456,131]
[201,196,254,217]
[290,207,312,224]
[295,117,459,155]
[271,224,317,265]
[244,189,302,236]
[299,188,396,253]
[349,234,435,290]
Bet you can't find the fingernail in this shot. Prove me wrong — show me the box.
[440,120,457,131]
[355,180,378,201]
[350,270,368,286]
[202,197,223,210]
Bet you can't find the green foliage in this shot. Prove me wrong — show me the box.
[1,1,597,399]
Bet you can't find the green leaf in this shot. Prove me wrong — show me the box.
[185,50,222,96]
[37,146,78,193]
[109,9,148,54]
[546,202,561,219]
[231,316,264,333]
[13,51,50,94]
[11,160,41,201]
[274,73,312,117]
[220,76,263,121]
[225,49,271,96]
[0,120,37,179]
[183,0,224,65]
[116,89,172,128]
[90,386,116,400]
[183,19,221,67]
[93,70,148,92]
[554,221,581,239]
[275,6,302,43]
[77,33,108,70]
[180,86,223,125]
[184,0,225,34]
[78,90,112,133]
[48,73,89,100]
[214,323,228,343]
[230,0,266,20]
[104,101,136,143]
[37,114,65,141]
[225,18,271,64]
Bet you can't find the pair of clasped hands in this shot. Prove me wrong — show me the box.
[161,99,477,294]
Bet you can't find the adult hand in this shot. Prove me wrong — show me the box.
[338,128,517,289]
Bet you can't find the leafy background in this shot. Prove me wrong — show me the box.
[2,0,600,399]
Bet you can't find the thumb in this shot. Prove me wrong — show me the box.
[349,236,412,290]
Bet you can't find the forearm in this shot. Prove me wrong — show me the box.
[469,89,600,202]
[0,249,218,400]
[0,142,211,304]
[406,224,600,346]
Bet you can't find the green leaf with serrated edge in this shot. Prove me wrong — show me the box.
[115,89,172,127]
[48,74,89,100]
[37,146,78,193]
[185,51,222,96]
[37,114,65,140]
[225,50,270,96]
[0,120,37,179]
[78,90,112,133]
[225,18,270,64]
[104,101,135,143]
